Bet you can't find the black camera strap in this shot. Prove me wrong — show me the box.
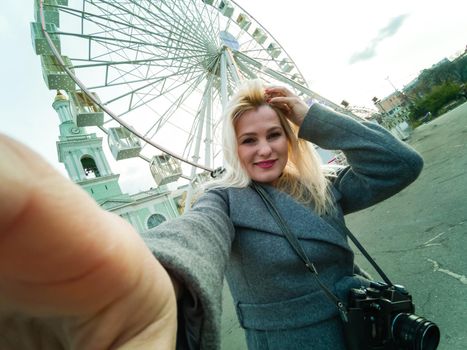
[251,182,397,323]
[329,217,393,286]
[250,182,349,323]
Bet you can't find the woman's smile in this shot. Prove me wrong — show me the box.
[254,159,277,169]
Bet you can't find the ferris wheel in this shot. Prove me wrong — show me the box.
[32,0,343,188]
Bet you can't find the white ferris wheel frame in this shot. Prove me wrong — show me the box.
[37,0,350,179]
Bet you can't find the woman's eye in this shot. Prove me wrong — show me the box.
[268,132,282,140]
[241,138,255,144]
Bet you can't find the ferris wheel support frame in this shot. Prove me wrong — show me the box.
[225,48,242,84]
[184,46,245,211]
[38,0,215,173]
[220,49,229,110]
[36,0,363,206]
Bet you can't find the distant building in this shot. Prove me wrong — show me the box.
[372,92,411,140]
[374,91,409,120]
[52,92,181,234]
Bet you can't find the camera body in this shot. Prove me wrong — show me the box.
[343,281,438,350]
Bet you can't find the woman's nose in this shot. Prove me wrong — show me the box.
[257,141,272,156]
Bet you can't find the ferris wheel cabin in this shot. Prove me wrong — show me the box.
[291,73,306,85]
[34,1,60,27]
[36,0,69,5]
[31,22,61,56]
[40,55,76,91]
[219,1,234,18]
[108,127,142,161]
[267,43,281,59]
[252,28,267,44]
[236,14,252,31]
[280,59,294,73]
[69,91,104,127]
[150,155,182,186]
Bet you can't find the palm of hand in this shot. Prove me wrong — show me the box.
[0,135,177,349]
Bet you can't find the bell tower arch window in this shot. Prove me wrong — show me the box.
[81,156,101,178]
[147,213,166,229]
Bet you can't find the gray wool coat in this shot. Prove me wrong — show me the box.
[141,103,424,350]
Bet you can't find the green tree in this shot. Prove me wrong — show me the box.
[408,82,461,124]
[405,55,467,99]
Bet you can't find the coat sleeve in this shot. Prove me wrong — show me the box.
[140,188,234,350]
[298,103,424,214]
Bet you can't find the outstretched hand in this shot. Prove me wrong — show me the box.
[0,134,177,349]
[265,86,310,127]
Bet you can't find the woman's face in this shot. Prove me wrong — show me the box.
[235,105,289,185]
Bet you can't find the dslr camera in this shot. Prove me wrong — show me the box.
[343,281,440,350]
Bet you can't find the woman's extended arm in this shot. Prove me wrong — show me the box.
[141,188,235,349]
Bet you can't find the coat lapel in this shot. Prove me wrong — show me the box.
[228,186,352,253]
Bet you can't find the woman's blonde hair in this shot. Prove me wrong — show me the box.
[209,79,334,215]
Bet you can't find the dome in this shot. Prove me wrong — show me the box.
[54,90,68,102]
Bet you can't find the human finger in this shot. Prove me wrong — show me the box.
[0,134,143,310]
[265,85,294,97]
[267,96,308,127]
[0,134,177,348]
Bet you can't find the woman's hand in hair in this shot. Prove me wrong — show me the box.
[265,86,309,127]
[0,134,178,349]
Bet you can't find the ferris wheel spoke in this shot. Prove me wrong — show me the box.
[182,73,218,160]
[142,67,210,134]
[240,47,270,56]
[71,57,207,89]
[232,56,258,80]
[118,77,205,122]
[61,5,162,40]
[91,65,169,90]
[96,0,210,53]
[234,51,284,80]
[71,53,208,70]
[130,4,211,55]
[115,65,207,119]
[87,0,174,36]
[142,0,212,47]
[63,2,208,55]
[237,50,281,68]
[189,0,221,43]
[81,41,207,81]
[183,75,214,150]
[233,52,325,100]
[99,64,203,105]
[168,0,218,46]
[57,30,207,59]
[140,72,213,155]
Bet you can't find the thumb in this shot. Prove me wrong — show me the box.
[268,96,308,127]
[0,134,177,349]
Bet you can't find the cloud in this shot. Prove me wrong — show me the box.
[349,14,409,64]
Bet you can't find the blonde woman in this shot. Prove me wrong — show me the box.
[0,80,422,349]
[146,80,423,349]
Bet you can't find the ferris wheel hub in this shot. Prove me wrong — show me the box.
[219,31,239,51]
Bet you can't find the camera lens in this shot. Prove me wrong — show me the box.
[392,313,440,350]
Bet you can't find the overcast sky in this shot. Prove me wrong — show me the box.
[1,0,466,193]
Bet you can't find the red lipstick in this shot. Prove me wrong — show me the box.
[255,160,276,169]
